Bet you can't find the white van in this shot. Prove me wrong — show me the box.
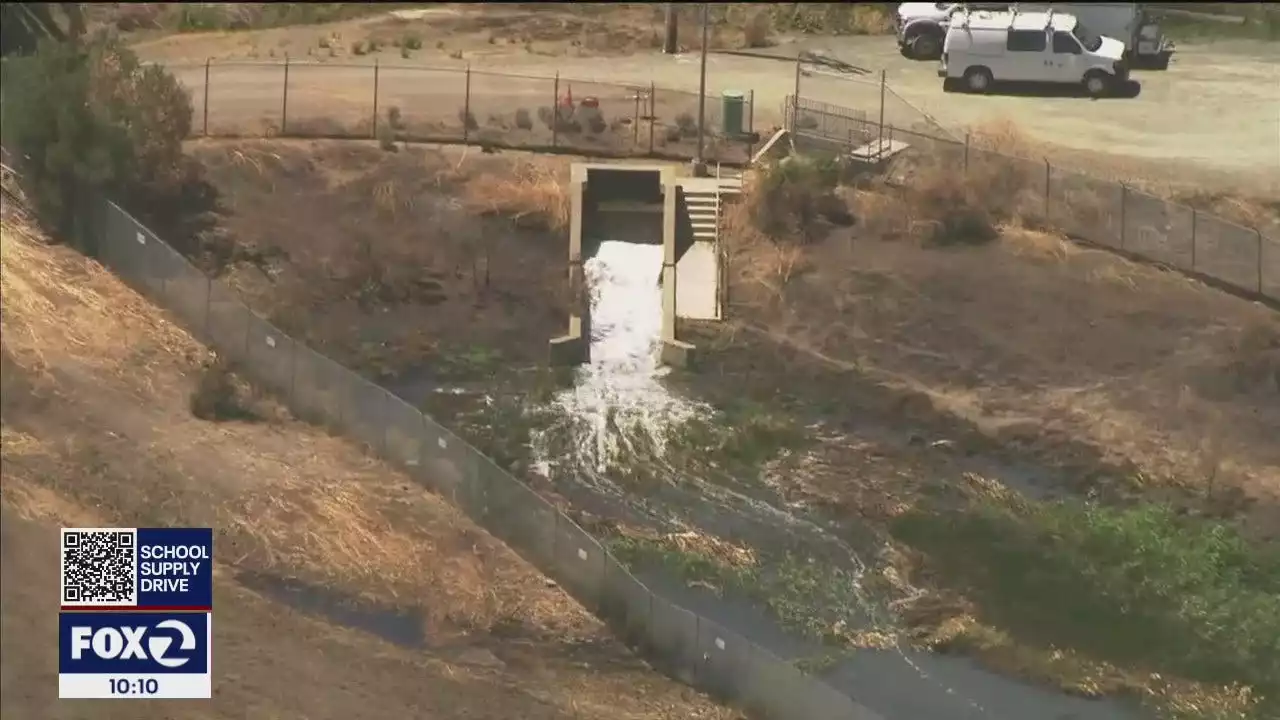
[940,9,1130,97]
[896,2,1013,59]
[1016,3,1174,69]
[898,3,1173,68]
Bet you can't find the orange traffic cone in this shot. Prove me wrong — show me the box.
[562,84,574,109]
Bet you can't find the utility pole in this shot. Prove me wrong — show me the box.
[663,3,678,54]
[694,2,710,176]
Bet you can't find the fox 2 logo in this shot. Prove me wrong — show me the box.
[59,612,210,675]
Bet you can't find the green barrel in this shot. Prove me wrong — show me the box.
[721,91,745,137]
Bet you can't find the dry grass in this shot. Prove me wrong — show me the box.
[461,158,571,233]
[721,177,810,303]
[967,119,1280,232]
[189,140,570,379]
[1224,320,1280,395]
[0,186,739,719]
[709,128,1280,716]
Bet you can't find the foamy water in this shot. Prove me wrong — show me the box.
[550,240,704,472]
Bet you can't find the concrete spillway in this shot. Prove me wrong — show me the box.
[549,163,727,369]
[550,240,705,473]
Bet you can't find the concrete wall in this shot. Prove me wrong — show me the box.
[548,167,588,366]
[582,167,664,205]
[585,206,664,248]
[552,163,697,367]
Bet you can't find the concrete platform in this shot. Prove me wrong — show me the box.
[675,240,720,321]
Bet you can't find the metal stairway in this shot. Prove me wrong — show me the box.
[681,165,744,245]
[674,166,744,321]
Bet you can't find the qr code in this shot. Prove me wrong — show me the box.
[61,528,137,606]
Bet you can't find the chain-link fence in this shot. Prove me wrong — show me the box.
[170,59,757,165]
[87,197,880,720]
[787,94,1279,303]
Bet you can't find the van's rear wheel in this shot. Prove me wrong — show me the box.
[964,67,993,94]
[1084,71,1111,98]
[909,32,943,61]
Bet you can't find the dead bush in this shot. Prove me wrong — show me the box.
[1227,321,1280,394]
[743,11,774,48]
[514,108,533,130]
[582,109,607,135]
[537,105,581,134]
[376,122,397,153]
[907,167,999,246]
[674,111,698,138]
[189,355,262,422]
[386,106,405,131]
[722,192,811,297]
[899,145,1043,246]
[849,186,910,240]
[458,108,479,132]
[461,160,569,233]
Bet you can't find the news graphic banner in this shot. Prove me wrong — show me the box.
[58,527,213,699]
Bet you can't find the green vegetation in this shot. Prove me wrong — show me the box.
[668,400,805,469]
[893,493,1280,718]
[747,156,854,244]
[1,36,196,250]
[609,533,879,647]
[0,4,89,57]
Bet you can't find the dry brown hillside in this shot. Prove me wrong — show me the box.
[0,186,736,720]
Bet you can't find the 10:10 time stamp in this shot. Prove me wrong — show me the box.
[108,677,160,695]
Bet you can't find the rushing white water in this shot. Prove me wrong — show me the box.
[551,240,704,473]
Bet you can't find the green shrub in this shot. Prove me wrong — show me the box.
[746,156,849,244]
[893,499,1280,708]
[1,36,205,255]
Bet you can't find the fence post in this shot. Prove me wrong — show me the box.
[463,65,474,144]
[878,69,887,152]
[241,309,252,364]
[1190,207,1197,271]
[201,276,212,340]
[633,89,641,145]
[371,59,380,139]
[377,384,390,456]
[287,334,298,408]
[203,58,210,137]
[791,57,801,131]
[1120,183,1128,250]
[748,88,755,134]
[1258,229,1265,294]
[648,81,656,154]
[281,55,290,134]
[552,73,560,149]
[963,132,970,174]
[1043,159,1050,219]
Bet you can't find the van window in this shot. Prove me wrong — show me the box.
[1006,30,1047,52]
[1052,31,1082,54]
[1071,23,1104,52]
